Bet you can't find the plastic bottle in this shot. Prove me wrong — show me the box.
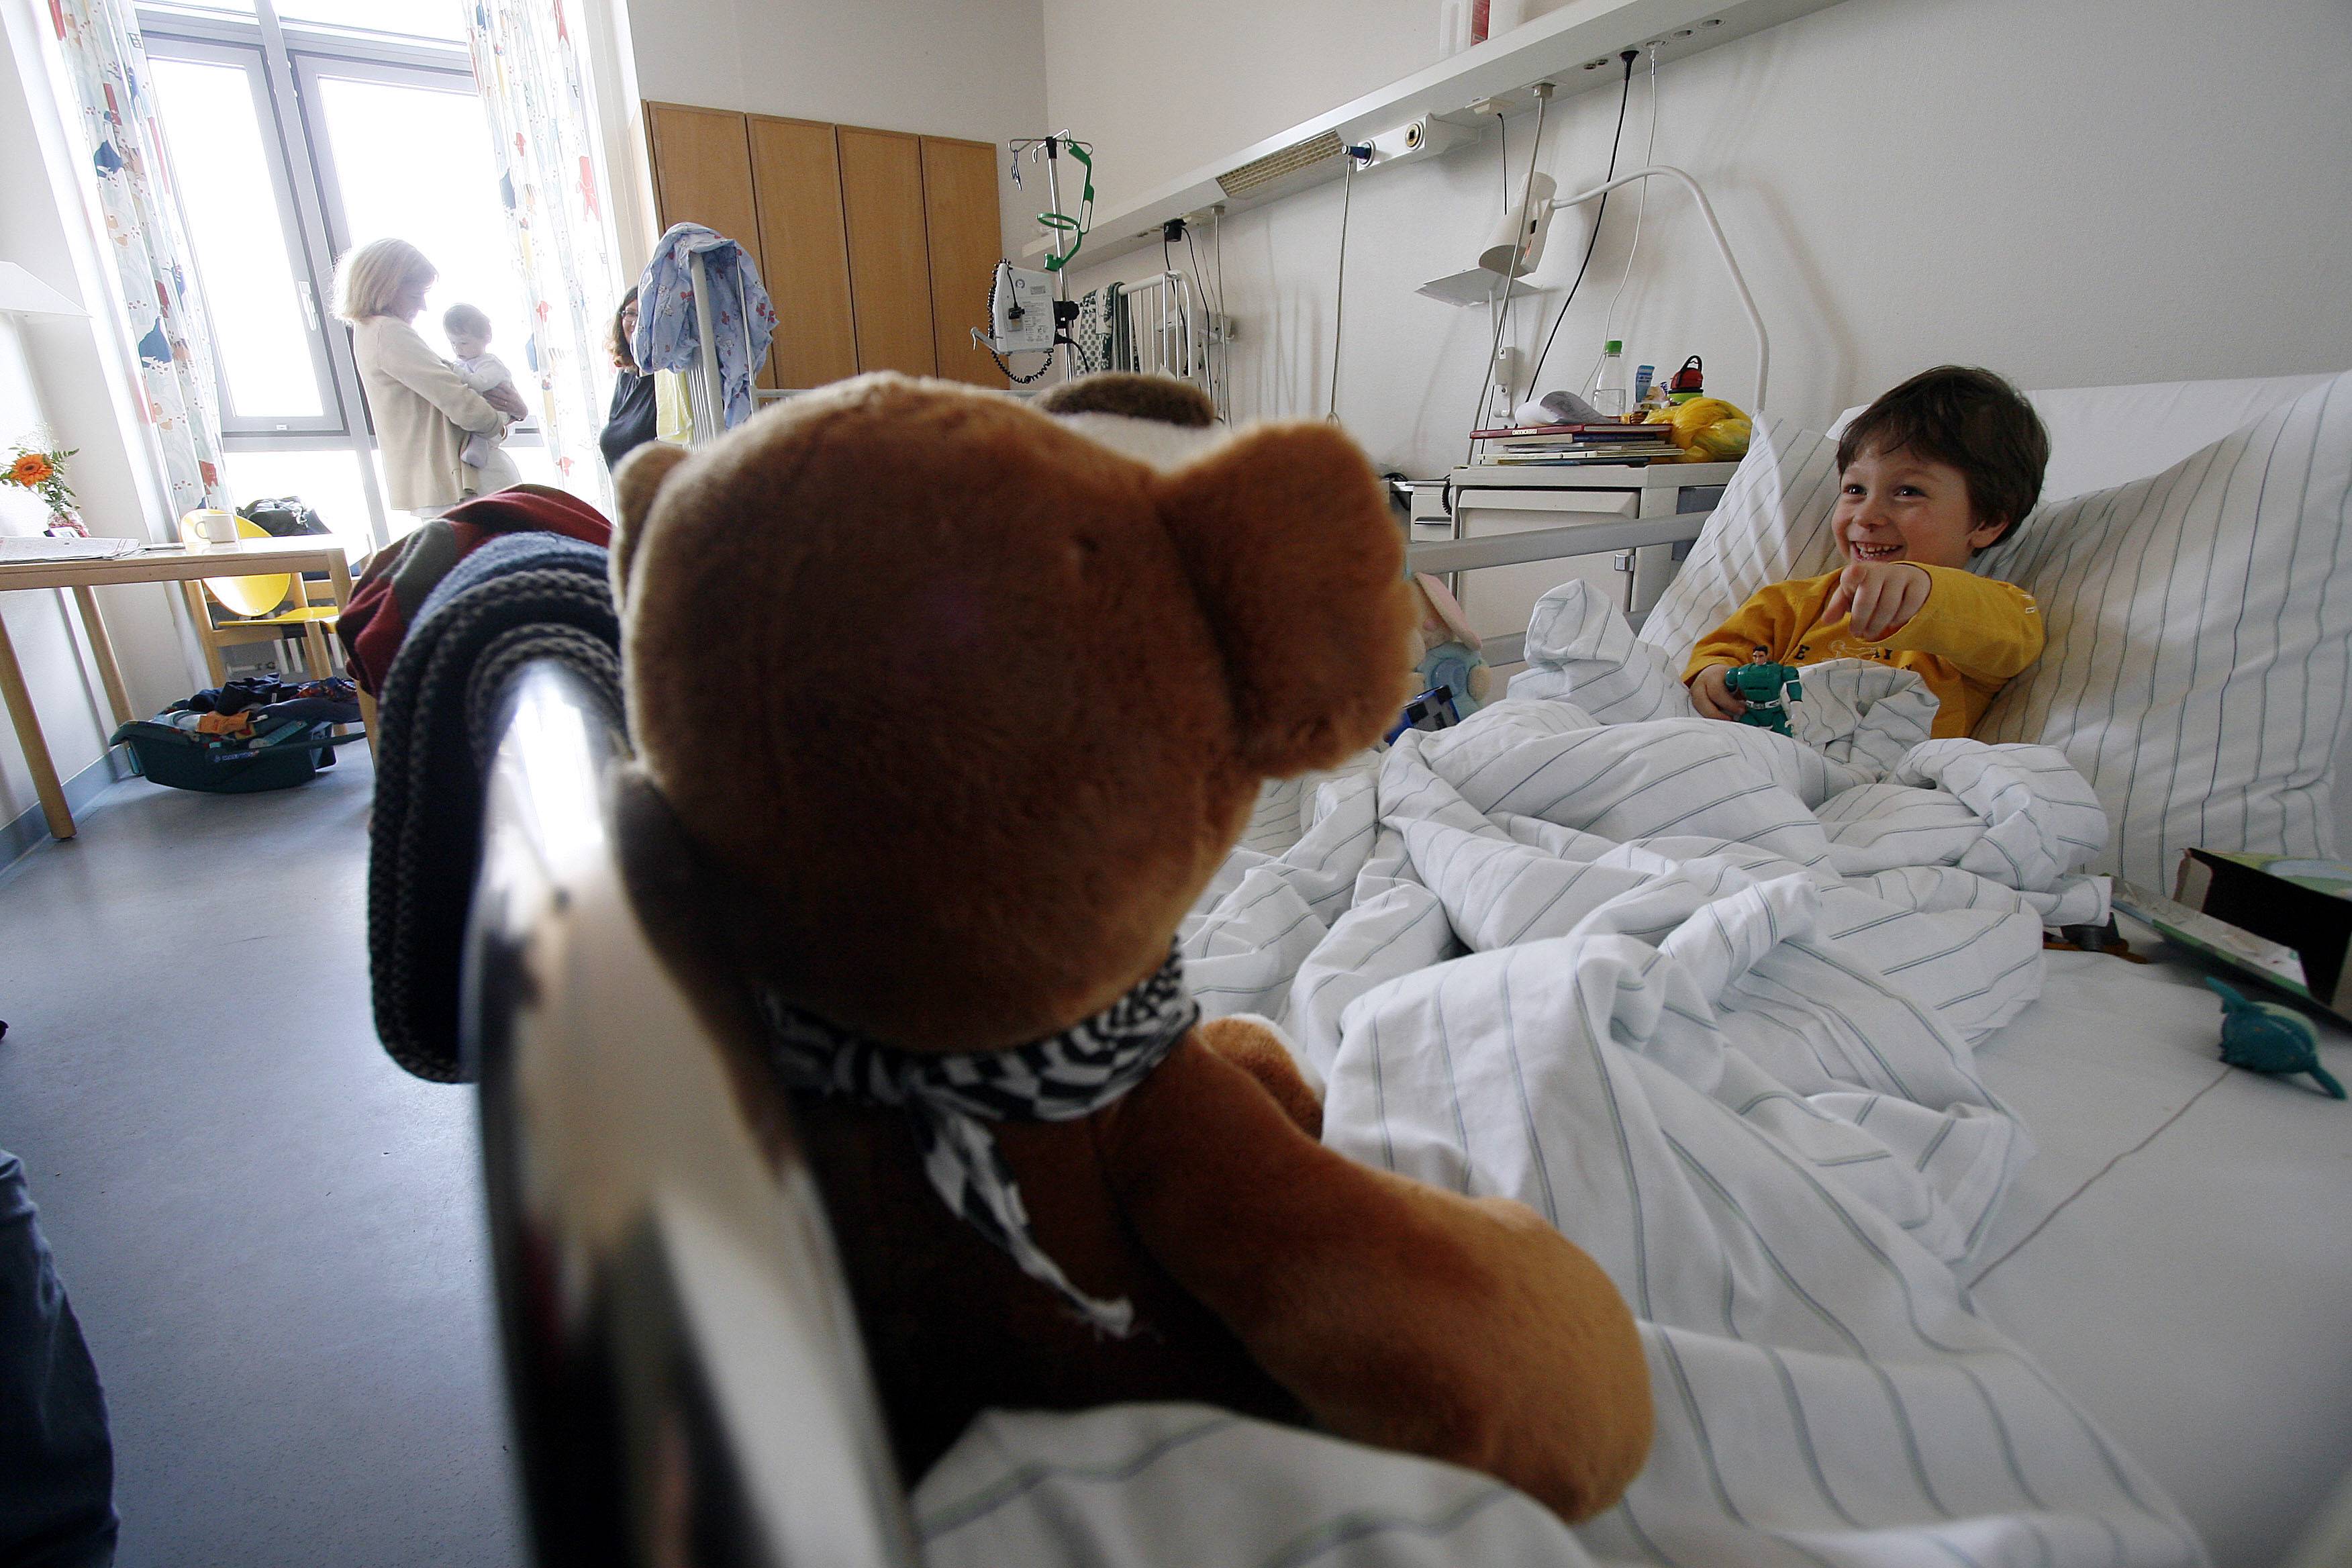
[1589,340,1630,418]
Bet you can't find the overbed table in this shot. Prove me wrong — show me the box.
[0,535,371,840]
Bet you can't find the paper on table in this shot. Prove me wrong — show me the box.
[0,535,143,563]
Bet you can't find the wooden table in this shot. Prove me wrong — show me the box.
[0,535,371,840]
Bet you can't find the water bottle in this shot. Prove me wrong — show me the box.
[1589,340,1630,418]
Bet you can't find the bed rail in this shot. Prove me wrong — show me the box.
[465,659,917,1567]
[1404,507,1713,659]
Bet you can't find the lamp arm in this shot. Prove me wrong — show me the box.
[1549,165,1767,411]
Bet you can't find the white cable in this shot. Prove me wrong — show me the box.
[1328,153,1359,421]
[1599,45,1661,354]
[1467,83,1553,460]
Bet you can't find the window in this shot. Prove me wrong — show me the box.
[140,0,540,550]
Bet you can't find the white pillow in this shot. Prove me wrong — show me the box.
[1637,415,1844,661]
[1638,372,2352,885]
[1973,369,2352,885]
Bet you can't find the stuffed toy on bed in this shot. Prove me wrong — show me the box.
[608,371,1652,1522]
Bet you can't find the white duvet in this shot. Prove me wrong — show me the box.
[916,584,2204,1568]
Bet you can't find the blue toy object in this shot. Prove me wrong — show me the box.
[2205,977,2344,1098]
[1724,647,1803,736]
[1409,573,1493,720]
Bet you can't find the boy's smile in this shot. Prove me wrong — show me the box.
[1834,444,2008,570]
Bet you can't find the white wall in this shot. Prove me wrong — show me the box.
[1040,0,1435,216]
[1049,0,2352,478]
[0,11,201,828]
[628,0,1048,260]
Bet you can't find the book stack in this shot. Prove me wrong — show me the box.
[1468,422,1683,466]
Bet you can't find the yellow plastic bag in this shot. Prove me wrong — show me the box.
[1645,397,1750,462]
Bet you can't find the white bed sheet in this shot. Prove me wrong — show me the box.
[1968,933,2352,1568]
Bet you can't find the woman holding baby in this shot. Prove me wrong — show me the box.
[334,238,527,522]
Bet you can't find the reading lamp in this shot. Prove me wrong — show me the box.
[1437,163,1771,424]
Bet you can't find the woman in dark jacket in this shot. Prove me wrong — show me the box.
[599,287,657,473]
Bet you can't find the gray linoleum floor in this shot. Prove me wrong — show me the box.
[0,748,528,1567]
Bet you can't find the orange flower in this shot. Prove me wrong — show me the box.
[7,453,52,487]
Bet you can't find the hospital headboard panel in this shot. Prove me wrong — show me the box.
[467,660,918,1567]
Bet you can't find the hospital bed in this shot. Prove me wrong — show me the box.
[461,373,2352,1568]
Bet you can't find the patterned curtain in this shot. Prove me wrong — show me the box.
[464,0,625,513]
[43,0,230,524]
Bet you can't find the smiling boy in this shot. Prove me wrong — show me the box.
[1686,365,2050,739]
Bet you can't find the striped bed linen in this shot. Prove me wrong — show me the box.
[916,658,2204,1567]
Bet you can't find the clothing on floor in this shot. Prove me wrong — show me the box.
[337,485,612,695]
[630,223,777,433]
[181,675,356,717]
[0,1151,116,1568]
[1684,565,2043,739]
[367,530,620,1081]
[599,369,658,473]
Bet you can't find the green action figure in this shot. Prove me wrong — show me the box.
[1724,646,1802,736]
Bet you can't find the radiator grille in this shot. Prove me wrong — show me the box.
[1216,130,1344,197]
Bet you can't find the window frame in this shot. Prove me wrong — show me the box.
[139,36,346,437]
[137,0,544,548]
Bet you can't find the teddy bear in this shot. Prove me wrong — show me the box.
[609,371,1652,1522]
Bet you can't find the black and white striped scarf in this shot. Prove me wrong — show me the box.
[756,946,1198,1336]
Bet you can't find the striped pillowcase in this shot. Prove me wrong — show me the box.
[1973,370,2352,885]
[1639,372,2352,885]
[1638,415,1845,660]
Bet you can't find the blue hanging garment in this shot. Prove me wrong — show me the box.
[632,223,778,432]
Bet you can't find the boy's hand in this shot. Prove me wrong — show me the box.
[1689,665,1743,721]
[1823,560,1931,640]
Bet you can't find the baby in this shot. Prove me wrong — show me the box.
[1686,364,2049,740]
[443,303,518,474]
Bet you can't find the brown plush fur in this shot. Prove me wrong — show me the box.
[614,373,1652,1520]
[1034,371,1218,426]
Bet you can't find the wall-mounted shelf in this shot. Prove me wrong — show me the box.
[1032,0,1845,271]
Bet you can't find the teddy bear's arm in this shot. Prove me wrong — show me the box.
[1195,1016,1321,1140]
[1098,1036,1654,1522]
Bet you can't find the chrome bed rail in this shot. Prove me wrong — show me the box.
[1405,507,1716,663]
[464,660,917,1567]
[1402,507,1712,578]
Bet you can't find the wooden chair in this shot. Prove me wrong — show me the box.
[176,513,345,685]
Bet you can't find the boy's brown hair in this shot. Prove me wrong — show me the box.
[1836,364,2049,548]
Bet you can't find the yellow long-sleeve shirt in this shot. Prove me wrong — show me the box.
[1684,565,2043,739]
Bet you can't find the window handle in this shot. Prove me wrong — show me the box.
[298,280,319,331]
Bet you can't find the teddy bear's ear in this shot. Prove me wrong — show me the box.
[1155,422,1416,775]
[609,441,689,611]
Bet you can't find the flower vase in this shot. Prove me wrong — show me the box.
[44,509,87,538]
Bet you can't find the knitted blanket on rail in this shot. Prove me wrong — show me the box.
[367,530,620,1082]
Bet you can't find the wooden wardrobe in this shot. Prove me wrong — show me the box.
[644,103,1008,392]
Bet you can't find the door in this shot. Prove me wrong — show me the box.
[918,137,1007,389]
[835,128,936,377]
[748,116,858,391]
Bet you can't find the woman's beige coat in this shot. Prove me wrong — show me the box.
[350,315,522,511]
